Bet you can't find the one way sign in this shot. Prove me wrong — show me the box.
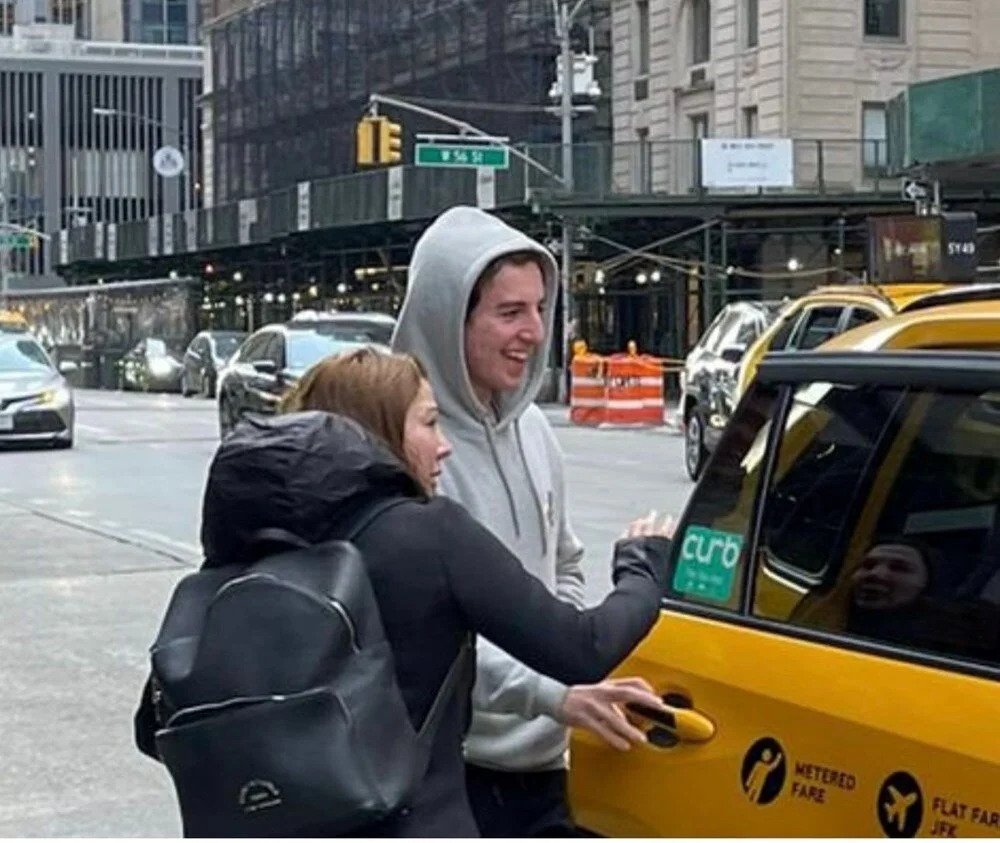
[902,179,929,201]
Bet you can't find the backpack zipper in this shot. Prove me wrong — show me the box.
[218,573,361,652]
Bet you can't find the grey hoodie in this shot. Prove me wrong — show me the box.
[392,206,586,772]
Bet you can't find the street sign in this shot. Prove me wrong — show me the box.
[153,145,185,178]
[415,144,509,170]
[902,179,929,201]
[0,232,34,248]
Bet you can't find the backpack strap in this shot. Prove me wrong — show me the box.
[415,635,474,746]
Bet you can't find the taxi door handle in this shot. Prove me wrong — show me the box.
[626,702,716,745]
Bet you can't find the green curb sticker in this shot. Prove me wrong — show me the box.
[673,525,743,602]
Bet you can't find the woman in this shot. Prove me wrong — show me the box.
[138,348,672,837]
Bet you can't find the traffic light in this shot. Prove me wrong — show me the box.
[378,118,403,165]
[356,116,378,167]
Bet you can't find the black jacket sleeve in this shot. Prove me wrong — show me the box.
[434,498,669,686]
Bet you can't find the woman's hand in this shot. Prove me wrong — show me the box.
[623,510,677,540]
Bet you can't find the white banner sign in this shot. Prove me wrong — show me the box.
[701,138,794,189]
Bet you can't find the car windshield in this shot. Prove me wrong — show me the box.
[286,331,368,370]
[212,334,245,359]
[0,337,53,373]
[314,319,394,345]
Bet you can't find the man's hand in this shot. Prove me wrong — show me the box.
[556,677,666,751]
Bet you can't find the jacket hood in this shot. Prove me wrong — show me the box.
[200,411,421,568]
[391,206,558,431]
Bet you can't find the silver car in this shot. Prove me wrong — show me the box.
[0,332,75,448]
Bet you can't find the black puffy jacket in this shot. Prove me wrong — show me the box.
[136,411,669,837]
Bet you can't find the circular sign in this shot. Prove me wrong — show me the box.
[152,145,185,178]
[877,771,923,838]
[740,737,787,806]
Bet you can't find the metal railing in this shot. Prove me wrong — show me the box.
[61,137,897,266]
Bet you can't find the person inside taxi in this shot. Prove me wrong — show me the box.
[848,537,999,660]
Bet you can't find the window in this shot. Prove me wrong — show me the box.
[690,112,709,139]
[742,105,758,138]
[636,0,651,77]
[767,313,801,351]
[636,128,652,193]
[744,0,758,48]
[842,307,880,333]
[864,0,902,39]
[691,0,711,64]
[666,383,781,611]
[791,307,844,350]
[862,102,888,173]
[754,381,1000,670]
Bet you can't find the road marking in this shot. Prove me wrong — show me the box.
[128,528,201,557]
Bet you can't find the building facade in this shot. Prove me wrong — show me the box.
[612,0,1000,194]
[200,0,612,205]
[1,0,200,43]
[0,23,202,287]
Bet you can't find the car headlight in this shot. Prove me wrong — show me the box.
[35,386,72,407]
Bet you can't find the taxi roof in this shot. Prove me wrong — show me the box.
[796,282,947,312]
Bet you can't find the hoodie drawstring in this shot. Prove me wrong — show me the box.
[482,420,521,539]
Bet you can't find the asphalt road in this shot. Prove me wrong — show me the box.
[0,389,691,837]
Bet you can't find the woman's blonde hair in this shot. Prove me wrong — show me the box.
[280,347,428,471]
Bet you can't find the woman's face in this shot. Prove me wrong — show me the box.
[851,543,929,610]
[403,379,452,494]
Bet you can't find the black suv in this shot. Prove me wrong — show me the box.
[217,314,392,438]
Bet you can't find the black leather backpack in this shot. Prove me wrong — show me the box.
[145,500,471,837]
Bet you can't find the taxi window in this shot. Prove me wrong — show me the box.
[666,384,781,611]
[791,307,844,350]
[753,383,1000,671]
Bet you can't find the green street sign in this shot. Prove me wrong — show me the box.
[415,143,509,170]
[0,232,34,248]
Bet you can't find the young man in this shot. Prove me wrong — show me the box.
[392,206,661,836]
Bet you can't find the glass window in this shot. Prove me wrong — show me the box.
[667,383,781,611]
[286,332,366,371]
[862,102,888,172]
[843,307,880,333]
[744,0,758,48]
[636,128,652,193]
[743,105,758,138]
[864,0,902,39]
[690,112,709,139]
[754,382,1000,670]
[0,338,53,372]
[636,0,650,76]
[238,333,271,362]
[791,307,844,351]
[767,313,801,351]
[691,0,711,64]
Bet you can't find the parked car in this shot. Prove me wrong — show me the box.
[681,300,785,480]
[217,318,383,438]
[180,330,247,398]
[569,297,1000,837]
[0,331,75,448]
[119,338,185,393]
[286,309,396,344]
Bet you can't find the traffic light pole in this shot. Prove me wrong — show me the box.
[367,93,566,186]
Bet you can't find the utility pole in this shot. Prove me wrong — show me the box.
[555,0,588,401]
[0,168,9,310]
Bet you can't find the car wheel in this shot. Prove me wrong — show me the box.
[685,409,708,481]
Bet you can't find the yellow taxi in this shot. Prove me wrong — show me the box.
[570,299,1000,837]
[0,308,29,333]
[734,283,946,398]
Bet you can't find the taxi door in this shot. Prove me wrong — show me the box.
[569,351,1000,837]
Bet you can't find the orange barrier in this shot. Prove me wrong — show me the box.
[570,352,680,427]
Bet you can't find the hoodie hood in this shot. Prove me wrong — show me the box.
[391,206,558,430]
[201,411,421,568]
